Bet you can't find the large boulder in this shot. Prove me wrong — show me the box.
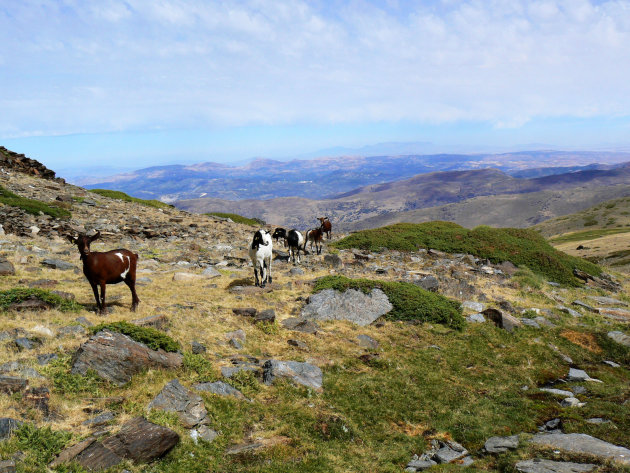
[71,330,183,386]
[263,360,323,391]
[300,288,392,326]
[530,433,630,465]
[50,417,179,471]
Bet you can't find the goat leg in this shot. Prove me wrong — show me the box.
[99,283,107,315]
[90,282,101,312]
[125,279,140,311]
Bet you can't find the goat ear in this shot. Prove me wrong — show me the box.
[66,235,76,244]
[89,231,101,242]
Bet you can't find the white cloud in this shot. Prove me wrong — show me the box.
[0,0,629,138]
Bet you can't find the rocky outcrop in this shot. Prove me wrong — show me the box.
[301,288,392,326]
[263,360,323,391]
[71,330,183,386]
[0,146,58,180]
[148,379,209,429]
[49,417,179,471]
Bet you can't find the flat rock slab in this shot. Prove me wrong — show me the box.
[599,308,630,320]
[540,388,573,397]
[515,459,596,473]
[41,259,77,271]
[0,459,16,473]
[52,417,179,471]
[0,376,27,394]
[194,381,246,400]
[530,433,630,465]
[586,296,627,306]
[148,379,208,428]
[263,360,323,391]
[607,331,630,347]
[483,308,522,332]
[71,330,183,386]
[281,317,320,334]
[485,435,519,453]
[0,259,15,276]
[0,418,21,440]
[300,288,392,326]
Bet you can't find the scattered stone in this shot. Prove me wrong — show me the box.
[201,266,221,278]
[289,267,304,276]
[148,379,209,428]
[51,417,179,470]
[26,278,57,288]
[41,259,77,271]
[540,388,573,397]
[607,331,630,347]
[226,442,264,455]
[0,460,16,473]
[323,254,343,268]
[483,308,522,332]
[191,425,218,443]
[603,360,620,368]
[71,330,183,386]
[406,458,437,471]
[515,459,596,473]
[530,433,630,465]
[561,397,585,408]
[221,364,259,379]
[191,341,206,354]
[57,325,87,337]
[413,275,439,292]
[254,309,276,323]
[0,258,15,276]
[521,319,541,328]
[587,296,627,306]
[598,308,630,320]
[494,261,519,275]
[288,339,308,349]
[281,317,320,334]
[172,272,202,281]
[586,418,611,425]
[194,381,246,400]
[263,360,323,391]
[462,301,485,312]
[557,306,582,318]
[0,418,21,440]
[23,386,50,416]
[9,297,53,312]
[572,300,598,313]
[232,307,257,317]
[31,325,53,337]
[83,412,116,427]
[301,288,392,326]
[466,313,486,323]
[542,418,561,431]
[434,440,468,463]
[0,376,27,394]
[357,334,378,349]
[485,435,519,453]
[36,353,58,365]
[567,368,601,383]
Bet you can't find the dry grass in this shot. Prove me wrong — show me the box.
[560,330,603,354]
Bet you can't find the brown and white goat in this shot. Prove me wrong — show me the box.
[68,231,139,314]
[318,217,332,239]
[304,227,324,255]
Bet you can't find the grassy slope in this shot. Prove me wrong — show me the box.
[89,189,172,209]
[205,212,263,227]
[0,185,71,219]
[333,222,601,286]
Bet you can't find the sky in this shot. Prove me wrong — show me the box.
[1,0,630,175]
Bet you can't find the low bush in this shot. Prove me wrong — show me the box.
[0,288,82,312]
[0,185,71,219]
[89,321,180,352]
[313,275,464,329]
[333,222,600,286]
[205,212,264,226]
[89,189,172,209]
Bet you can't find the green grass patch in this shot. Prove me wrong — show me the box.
[313,275,464,329]
[182,352,217,382]
[90,321,180,352]
[0,288,82,312]
[205,212,264,226]
[89,189,172,209]
[0,185,71,219]
[583,217,598,227]
[40,356,106,396]
[0,423,73,471]
[333,222,601,286]
[549,227,630,244]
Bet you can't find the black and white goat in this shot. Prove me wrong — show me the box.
[249,229,273,287]
[272,227,304,263]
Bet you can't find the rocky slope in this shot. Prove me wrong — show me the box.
[0,153,628,473]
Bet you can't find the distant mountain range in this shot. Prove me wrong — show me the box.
[80,150,630,203]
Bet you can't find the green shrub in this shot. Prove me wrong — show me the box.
[182,352,216,381]
[205,212,263,226]
[333,222,600,286]
[89,189,172,209]
[90,321,180,352]
[313,275,464,329]
[583,218,598,227]
[0,288,82,312]
[0,185,71,219]
[40,356,105,395]
[14,423,72,465]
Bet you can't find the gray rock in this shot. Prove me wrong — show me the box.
[556,306,582,318]
[226,329,246,342]
[357,334,378,349]
[191,341,206,354]
[483,308,522,332]
[194,381,246,400]
[0,258,15,276]
[263,360,323,391]
[567,368,601,383]
[607,331,630,347]
[413,275,439,292]
[572,300,598,313]
[148,379,208,428]
[515,459,596,473]
[540,388,573,397]
[202,266,221,278]
[530,433,630,465]
[485,435,519,453]
[406,458,437,470]
[462,301,485,312]
[586,418,611,424]
[255,309,276,323]
[281,317,320,334]
[71,330,183,386]
[435,442,468,463]
[0,376,28,394]
[289,267,304,276]
[83,412,116,427]
[0,418,21,440]
[586,295,627,306]
[36,353,58,365]
[288,339,308,349]
[603,360,620,368]
[467,313,486,323]
[191,425,218,443]
[221,364,259,378]
[41,259,77,271]
[0,460,16,473]
[57,325,87,337]
[301,288,393,326]
[323,254,343,268]
[521,319,541,328]
[561,397,585,407]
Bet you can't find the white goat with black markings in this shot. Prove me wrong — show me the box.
[249,229,273,287]
[272,227,304,264]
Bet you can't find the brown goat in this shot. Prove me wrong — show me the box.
[318,217,332,239]
[304,227,324,255]
[68,231,139,314]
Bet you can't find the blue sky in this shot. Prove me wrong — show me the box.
[2,0,630,175]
